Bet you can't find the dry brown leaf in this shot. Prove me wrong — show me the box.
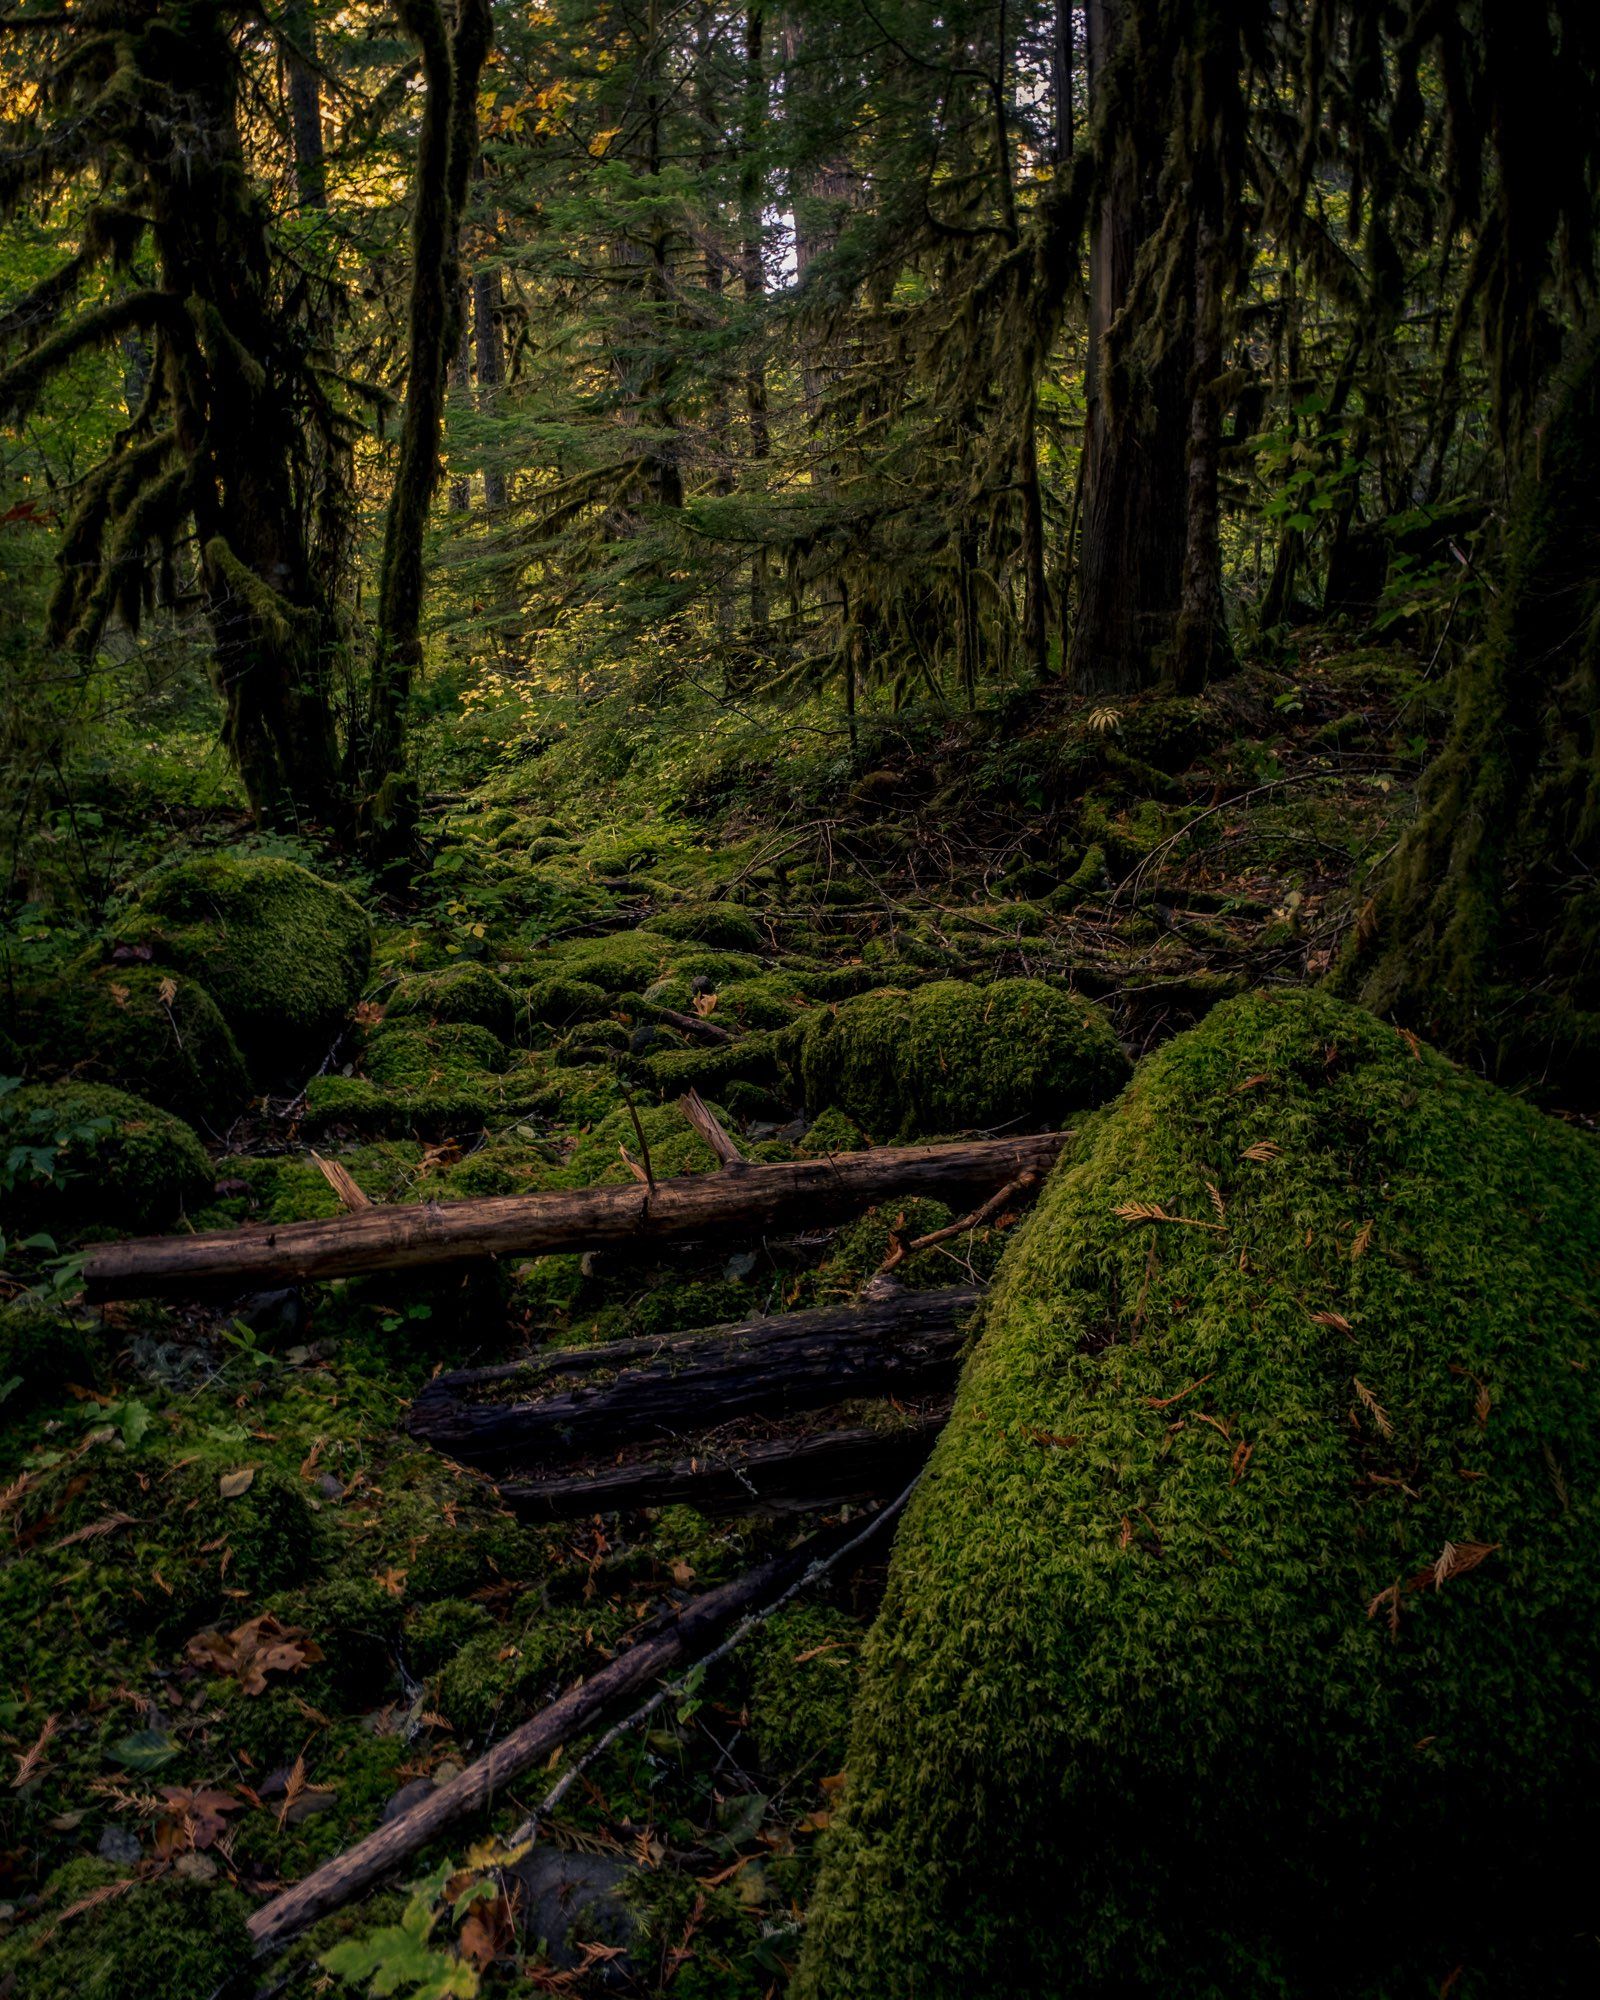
[1351,1219,1374,1259]
[186,1614,323,1696]
[218,1466,255,1499]
[107,982,130,1007]
[1240,1140,1283,1163]
[157,976,178,1006]
[1206,1181,1226,1223]
[40,1875,134,1941]
[11,1713,57,1787]
[1474,1381,1492,1428]
[459,1891,517,1971]
[1229,1439,1253,1485]
[1309,1308,1353,1333]
[1432,1539,1499,1590]
[1353,1378,1393,1439]
[690,990,719,1018]
[48,1510,136,1554]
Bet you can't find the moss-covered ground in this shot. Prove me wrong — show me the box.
[2,643,1541,1998]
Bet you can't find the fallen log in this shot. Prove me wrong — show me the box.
[407,1285,978,1466]
[499,1412,949,1519]
[84,1131,1066,1301]
[245,1507,901,1956]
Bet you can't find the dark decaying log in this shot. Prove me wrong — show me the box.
[406,1285,979,1466]
[498,1412,949,1519]
[245,1524,865,1956]
[84,1132,1066,1301]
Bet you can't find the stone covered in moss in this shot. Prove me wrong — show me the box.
[10,962,248,1126]
[0,1081,212,1233]
[798,978,1127,1139]
[0,1859,254,2000]
[642,901,767,952]
[534,928,760,996]
[386,962,517,1039]
[797,992,1600,1998]
[525,973,610,1026]
[116,853,371,1079]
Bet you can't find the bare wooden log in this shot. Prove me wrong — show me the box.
[406,1285,978,1465]
[84,1132,1066,1301]
[245,1518,876,1955]
[498,1413,948,1519]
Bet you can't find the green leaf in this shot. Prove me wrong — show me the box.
[120,1399,152,1450]
[322,1928,479,1997]
[107,1729,180,1772]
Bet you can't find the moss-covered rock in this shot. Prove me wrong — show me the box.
[115,853,371,1080]
[0,1859,254,2000]
[386,962,517,1039]
[798,979,1127,1139]
[642,901,768,952]
[9,963,249,1126]
[363,1020,508,1089]
[525,974,611,1026]
[0,1299,104,1408]
[797,991,1600,1998]
[0,1081,212,1233]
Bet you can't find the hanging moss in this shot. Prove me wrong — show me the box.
[799,979,1128,1140]
[0,1081,212,1234]
[115,853,371,1081]
[386,962,517,1039]
[797,991,1600,1999]
[9,961,249,1127]
[0,1859,254,2000]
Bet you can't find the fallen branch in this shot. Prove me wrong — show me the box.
[498,1412,947,1519]
[85,1132,1067,1301]
[245,1510,901,1956]
[407,1284,978,1466]
[879,1169,1041,1272]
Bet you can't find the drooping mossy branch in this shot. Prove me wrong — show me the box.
[0,289,180,422]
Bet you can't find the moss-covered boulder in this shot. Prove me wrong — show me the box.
[386,962,517,1039]
[115,854,371,1079]
[9,963,248,1126]
[0,1299,104,1408]
[799,978,1127,1139]
[0,1081,212,1233]
[797,992,1600,1998]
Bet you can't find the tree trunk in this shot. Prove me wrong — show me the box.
[282,0,328,211]
[1337,321,1600,1099]
[473,258,507,512]
[1174,205,1232,692]
[1067,0,1190,696]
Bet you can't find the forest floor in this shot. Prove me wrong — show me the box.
[0,636,1442,1997]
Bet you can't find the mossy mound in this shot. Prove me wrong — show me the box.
[116,853,371,1080]
[642,901,768,952]
[525,973,610,1026]
[363,1020,508,1088]
[0,1081,212,1233]
[9,962,249,1126]
[534,928,760,996]
[0,1299,104,1409]
[797,991,1600,1998]
[386,962,517,1039]
[0,1859,253,2000]
[798,978,1127,1139]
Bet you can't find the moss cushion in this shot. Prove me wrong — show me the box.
[796,990,1600,1998]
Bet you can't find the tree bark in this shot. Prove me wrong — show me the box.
[1174,205,1232,692]
[407,1285,978,1464]
[83,1132,1068,1300]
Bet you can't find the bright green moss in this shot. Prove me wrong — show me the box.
[115,853,371,1080]
[406,1595,494,1674]
[0,1859,254,2000]
[386,962,517,1039]
[363,1020,508,1089]
[560,1101,721,1187]
[642,902,768,951]
[716,973,815,1030]
[797,1105,866,1156]
[746,1605,863,1779]
[535,929,760,996]
[0,1080,212,1232]
[10,962,249,1126]
[1047,841,1109,911]
[640,1033,782,1098]
[798,979,1127,1140]
[797,991,1600,1998]
[525,973,610,1025]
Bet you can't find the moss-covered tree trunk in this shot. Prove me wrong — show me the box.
[365,0,493,830]
[1067,0,1191,696]
[1338,320,1600,1095]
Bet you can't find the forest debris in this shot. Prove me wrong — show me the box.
[185,1614,324,1696]
[678,1087,746,1169]
[311,1150,373,1211]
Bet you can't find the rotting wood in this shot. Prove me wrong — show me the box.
[84,1132,1067,1301]
[245,1515,884,1955]
[406,1285,978,1464]
[498,1411,949,1518]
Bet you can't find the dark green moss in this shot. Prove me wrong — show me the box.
[746,1605,862,1779]
[363,1020,508,1088]
[798,991,1600,1998]
[10,962,249,1126]
[798,979,1128,1140]
[115,853,371,1080]
[0,1299,104,1408]
[386,962,517,1039]
[642,902,768,951]
[0,1080,212,1233]
[525,974,610,1026]
[405,1595,494,1674]
[0,1859,254,2000]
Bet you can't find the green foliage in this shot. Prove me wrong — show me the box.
[116,853,372,1080]
[798,991,1600,1997]
[0,1079,211,1233]
[322,1863,480,1999]
[799,979,1129,1139]
[386,963,518,1039]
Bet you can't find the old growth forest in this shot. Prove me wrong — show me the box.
[2,2,1599,1994]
